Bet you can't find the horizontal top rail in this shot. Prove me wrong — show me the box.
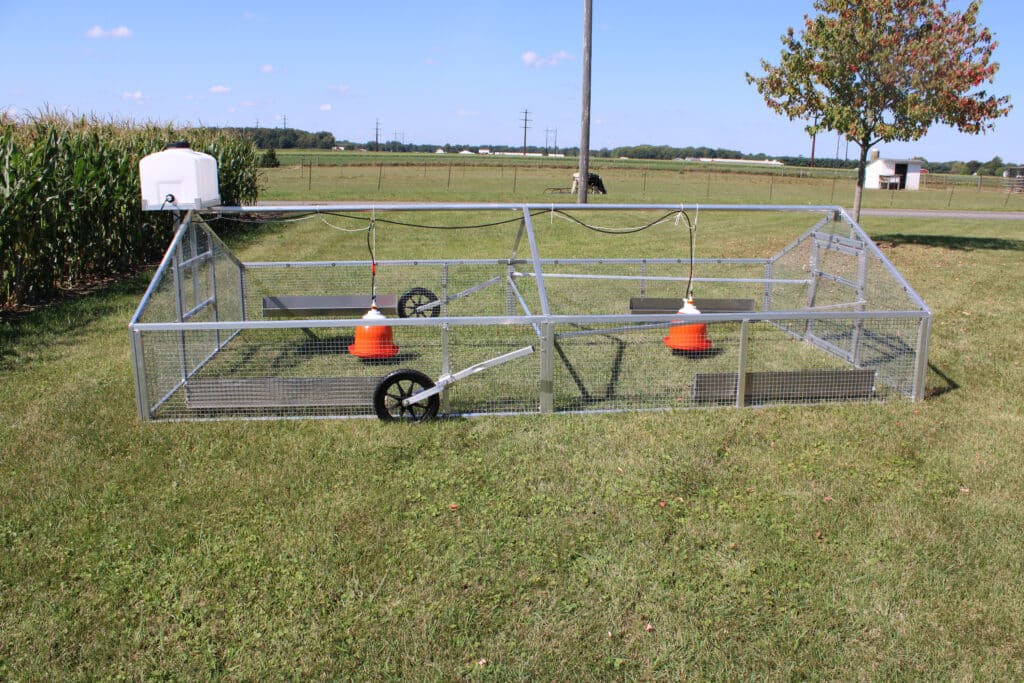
[244,256,771,268]
[211,202,847,215]
[130,308,929,333]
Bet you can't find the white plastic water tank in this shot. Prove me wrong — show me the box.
[139,142,221,211]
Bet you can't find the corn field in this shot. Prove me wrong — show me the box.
[0,112,258,308]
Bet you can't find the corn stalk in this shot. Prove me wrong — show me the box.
[0,112,258,307]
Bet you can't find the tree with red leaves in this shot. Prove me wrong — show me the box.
[747,0,1011,220]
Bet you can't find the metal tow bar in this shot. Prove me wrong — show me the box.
[402,345,535,407]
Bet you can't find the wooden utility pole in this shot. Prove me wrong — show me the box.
[578,0,593,203]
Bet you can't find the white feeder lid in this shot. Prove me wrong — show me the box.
[677,299,702,315]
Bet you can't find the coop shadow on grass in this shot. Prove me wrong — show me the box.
[925,363,959,398]
[553,332,627,407]
[552,327,724,412]
[873,234,1024,252]
[198,330,422,376]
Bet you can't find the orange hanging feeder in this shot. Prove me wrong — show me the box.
[663,299,713,354]
[349,222,400,360]
[349,305,400,360]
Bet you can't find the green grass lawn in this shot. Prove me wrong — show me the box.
[259,151,1024,212]
[2,167,1023,679]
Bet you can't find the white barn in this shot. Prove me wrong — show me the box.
[865,155,924,190]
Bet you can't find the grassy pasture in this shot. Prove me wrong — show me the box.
[2,164,1023,679]
[260,153,1024,212]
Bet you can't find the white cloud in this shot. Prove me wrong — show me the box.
[209,85,231,94]
[456,109,479,118]
[260,64,275,74]
[319,104,332,111]
[87,25,132,39]
[522,50,572,68]
[122,90,144,102]
[553,50,572,63]
[327,84,351,95]
[521,51,541,67]
[3,106,18,118]
[240,100,258,107]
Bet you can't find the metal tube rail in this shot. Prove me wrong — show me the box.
[513,272,809,286]
[522,212,551,316]
[834,209,932,315]
[130,308,929,333]
[129,212,193,325]
[243,256,766,269]
[215,202,853,214]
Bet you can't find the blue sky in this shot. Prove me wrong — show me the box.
[2,0,1020,163]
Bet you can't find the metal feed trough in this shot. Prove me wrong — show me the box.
[129,203,931,422]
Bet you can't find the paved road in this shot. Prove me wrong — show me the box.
[857,208,1024,221]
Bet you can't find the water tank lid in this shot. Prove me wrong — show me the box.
[164,141,192,150]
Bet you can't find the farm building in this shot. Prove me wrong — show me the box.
[865,154,924,190]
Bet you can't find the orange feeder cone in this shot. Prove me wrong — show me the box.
[348,306,400,360]
[664,299,713,354]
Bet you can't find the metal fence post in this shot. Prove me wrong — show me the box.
[913,315,932,401]
[130,328,151,420]
[852,245,869,367]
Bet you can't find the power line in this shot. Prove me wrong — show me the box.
[524,109,532,155]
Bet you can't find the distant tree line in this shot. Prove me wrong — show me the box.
[226,127,337,149]
[225,126,1016,176]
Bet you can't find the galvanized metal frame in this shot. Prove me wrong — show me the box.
[129,203,932,421]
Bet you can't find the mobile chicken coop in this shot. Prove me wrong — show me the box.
[129,200,931,422]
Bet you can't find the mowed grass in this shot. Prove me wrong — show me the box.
[2,166,1024,679]
[259,153,1024,212]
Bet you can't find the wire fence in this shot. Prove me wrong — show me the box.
[262,162,1024,210]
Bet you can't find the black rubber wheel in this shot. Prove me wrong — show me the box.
[373,369,440,422]
[397,287,440,318]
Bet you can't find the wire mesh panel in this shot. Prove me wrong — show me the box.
[531,259,769,317]
[551,319,742,412]
[129,204,931,421]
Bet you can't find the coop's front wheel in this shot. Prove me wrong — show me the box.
[373,369,440,422]
[397,287,440,318]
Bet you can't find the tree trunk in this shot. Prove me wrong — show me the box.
[852,140,871,222]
